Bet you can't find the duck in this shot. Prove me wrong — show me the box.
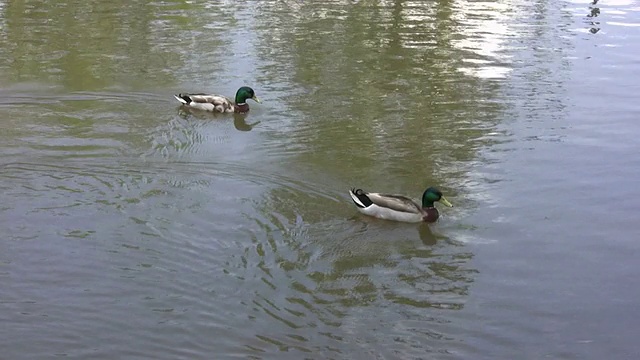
[349,187,452,223]
[173,86,261,113]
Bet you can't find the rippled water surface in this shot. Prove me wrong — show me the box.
[1,0,639,359]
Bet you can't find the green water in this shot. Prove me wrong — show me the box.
[1,0,639,359]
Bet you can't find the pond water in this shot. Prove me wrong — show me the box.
[1,0,639,359]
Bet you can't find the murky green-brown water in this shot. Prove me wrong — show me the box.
[1,0,639,358]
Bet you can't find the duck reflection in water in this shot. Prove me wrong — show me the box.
[348,215,441,246]
[418,223,438,246]
[177,106,261,131]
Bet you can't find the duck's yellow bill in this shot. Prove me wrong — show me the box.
[252,95,261,103]
[440,197,453,207]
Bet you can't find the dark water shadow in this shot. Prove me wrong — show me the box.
[417,223,438,246]
[177,106,261,132]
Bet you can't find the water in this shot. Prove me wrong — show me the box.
[1,0,639,359]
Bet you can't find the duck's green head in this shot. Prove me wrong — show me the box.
[235,86,261,104]
[422,187,453,208]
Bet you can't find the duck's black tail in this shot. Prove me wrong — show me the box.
[173,94,190,104]
[349,188,372,208]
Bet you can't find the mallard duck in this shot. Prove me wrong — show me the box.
[349,187,453,223]
[173,86,261,113]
